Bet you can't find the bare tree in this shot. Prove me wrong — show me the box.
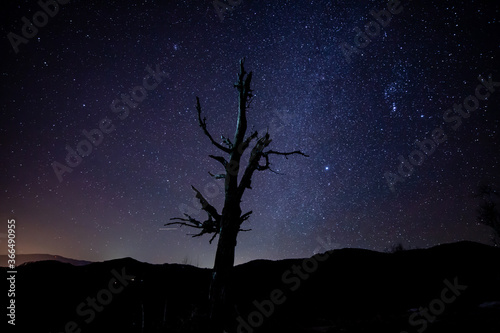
[475,183,500,246]
[166,58,307,331]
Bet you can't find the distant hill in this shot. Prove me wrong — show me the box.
[1,241,499,333]
[0,253,92,267]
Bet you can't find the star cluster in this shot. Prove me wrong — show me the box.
[1,0,499,267]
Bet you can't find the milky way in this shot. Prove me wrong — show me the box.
[1,0,499,267]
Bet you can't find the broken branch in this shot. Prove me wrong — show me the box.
[191,185,220,220]
[196,97,231,154]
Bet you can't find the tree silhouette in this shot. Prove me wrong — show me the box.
[166,58,307,331]
[475,183,500,246]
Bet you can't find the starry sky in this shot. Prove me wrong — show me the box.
[1,0,499,268]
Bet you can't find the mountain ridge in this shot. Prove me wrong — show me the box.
[0,253,93,267]
[2,240,499,332]
[4,240,493,268]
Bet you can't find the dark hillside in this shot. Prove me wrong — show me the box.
[2,241,499,333]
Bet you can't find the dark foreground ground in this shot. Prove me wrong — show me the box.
[2,241,500,333]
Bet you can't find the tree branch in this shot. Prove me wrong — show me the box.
[209,232,218,244]
[238,133,272,194]
[209,155,228,167]
[166,216,203,229]
[233,58,253,149]
[191,185,220,220]
[209,172,226,180]
[238,131,258,153]
[238,134,308,196]
[256,153,270,171]
[255,149,308,173]
[167,214,221,244]
[265,150,310,159]
[254,154,284,174]
[240,211,252,226]
[221,135,234,149]
[196,97,231,154]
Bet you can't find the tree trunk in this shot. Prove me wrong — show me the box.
[209,200,241,332]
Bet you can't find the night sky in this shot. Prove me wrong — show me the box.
[1,0,499,268]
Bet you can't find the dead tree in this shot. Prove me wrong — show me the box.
[166,58,307,331]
